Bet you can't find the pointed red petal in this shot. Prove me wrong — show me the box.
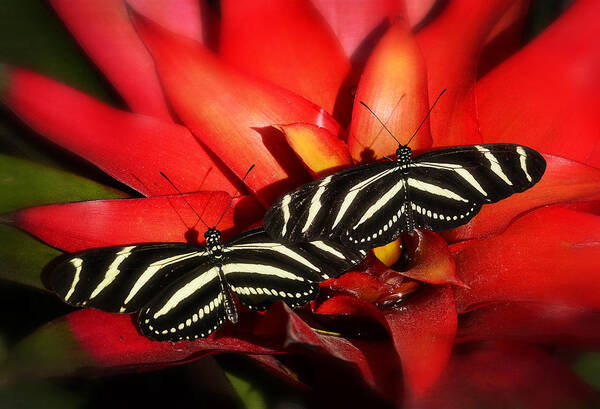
[12,192,261,251]
[479,0,530,76]
[444,155,600,242]
[316,294,385,318]
[220,0,351,121]
[385,286,457,400]
[417,343,600,409]
[248,302,402,400]
[314,290,456,404]
[49,0,172,120]
[3,68,238,196]
[477,0,600,167]
[348,22,431,163]
[128,0,205,42]
[405,0,438,27]
[457,301,600,348]
[452,207,600,313]
[322,273,393,305]
[275,123,352,178]
[246,354,309,389]
[417,0,516,146]
[311,0,403,62]
[399,230,461,285]
[131,11,342,205]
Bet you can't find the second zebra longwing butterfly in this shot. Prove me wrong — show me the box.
[48,227,365,341]
[264,97,546,250]
[47,168,365,341]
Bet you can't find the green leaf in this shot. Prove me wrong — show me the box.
[0,316,92,386]
[0,154,126,289]
[573,352,600,393]
[0,0,111,100]
[0,380,84,409]
[225,370,269,409]
[219,355,303,409]
[0,225,59,290]
[0,154,125,214]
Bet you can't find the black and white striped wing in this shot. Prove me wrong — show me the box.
[48,243,207,313]
[223,228,366,310]
[266,143,545,249]
[138,263,226,341]
[408,143,546,231]
[264,162,400,244]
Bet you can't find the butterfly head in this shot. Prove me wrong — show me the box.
[396,145,412,167]
[205,228,223,257]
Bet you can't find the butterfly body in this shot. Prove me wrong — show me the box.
[49,227,365,342]
[264,143,546,249]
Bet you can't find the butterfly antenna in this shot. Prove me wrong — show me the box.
[405,89,446,147]
[359,101,402,146]
[214,164,255,229]
[160,171,209,229]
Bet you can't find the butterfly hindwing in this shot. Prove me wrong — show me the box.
[48,243,207,313]
[138,263,227,341]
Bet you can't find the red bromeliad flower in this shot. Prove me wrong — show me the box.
[2,0,600,407]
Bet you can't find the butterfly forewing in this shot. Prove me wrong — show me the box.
[49,243,207,313]
[408,144,545,230]
[264,162,398,244]
[138,264,226,341]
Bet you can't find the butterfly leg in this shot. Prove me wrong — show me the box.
[218,266,239,324]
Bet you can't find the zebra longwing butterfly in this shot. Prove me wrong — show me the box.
[263,143,546,250]
[48,227,365,341]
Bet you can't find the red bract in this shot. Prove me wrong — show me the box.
[348,20,431,162]
[4,68,238,196]
[2,1,600,407]
[9,192,262,251]
[220,0,352,121]
[478,0,600,167]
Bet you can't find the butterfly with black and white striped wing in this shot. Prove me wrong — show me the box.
[48,227,365,342]
[263,143,546,249]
